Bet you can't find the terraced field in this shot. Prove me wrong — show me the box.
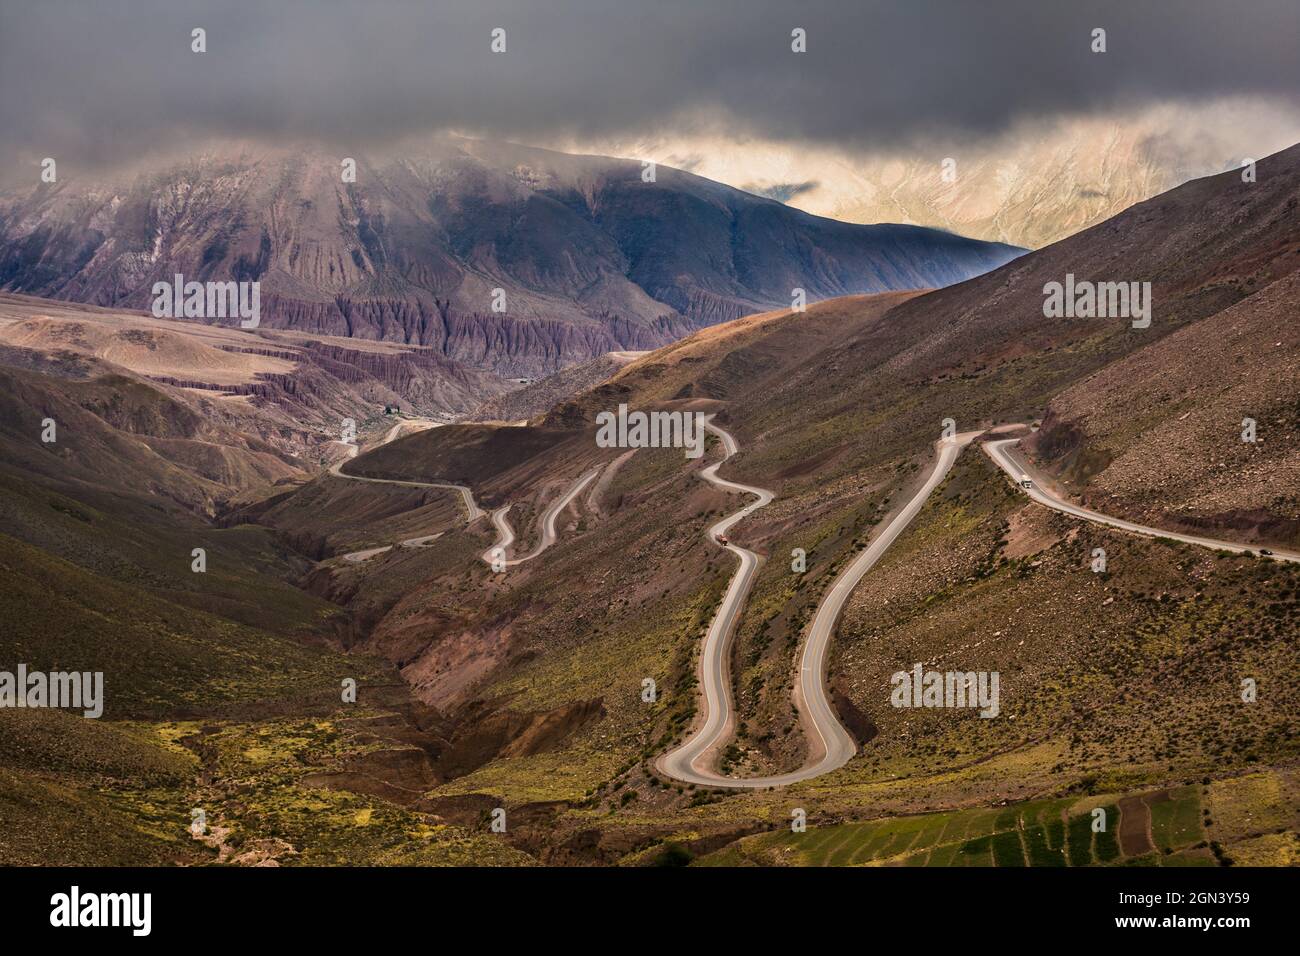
[701,785,1218,867]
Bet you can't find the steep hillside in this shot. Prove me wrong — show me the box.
[5,143,1297,867]
[470,351,646,423]
[1026,270,1300,544]
[708,142,1300,498]
[0,362,307,515]
[245,143,1300,864]
[0,315,538,866]
[0,137,1023,377]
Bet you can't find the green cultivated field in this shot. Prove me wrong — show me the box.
[700,785,1215,867]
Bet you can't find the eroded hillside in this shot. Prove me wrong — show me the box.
[3,145,1297,867]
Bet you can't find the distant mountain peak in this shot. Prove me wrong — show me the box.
[0,139,1023,377]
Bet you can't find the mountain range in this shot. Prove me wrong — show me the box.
[0,137,1022,379]
[1,139,1296,867]
[572,100,1300,248]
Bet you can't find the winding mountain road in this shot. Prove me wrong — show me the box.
[327,420,482,563]
[657,421,981,788]
[329,420,483,521]
[340,532,444,565]
[482,468,600,568]
[329,453,484,524]
[985,437,1300,564]
[329,420,600,568]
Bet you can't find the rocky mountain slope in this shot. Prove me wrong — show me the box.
[1027,269,1299,541]
[0,290,509,430]
[233,142,1300,862]
[0,137,1023,377]
[469,350,646,423]
[4,141,1297,867]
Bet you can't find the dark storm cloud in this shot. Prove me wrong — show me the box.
[1,0,1296,171]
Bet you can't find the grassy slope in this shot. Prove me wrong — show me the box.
[9,151,1298,866]
[0,374,477,863]
[371,155,1300,859]
[698,766,1300,867]
[254,255,1299,862]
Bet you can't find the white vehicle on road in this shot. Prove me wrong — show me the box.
[1019,474,1033,489]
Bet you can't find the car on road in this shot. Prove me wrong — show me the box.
[717,534,729,545]
[1260,548,1274,556]
[1019,474,1033,489]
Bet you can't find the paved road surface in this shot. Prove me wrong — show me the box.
[342,544,393,564]
[330,421,598,568]
[658,422,981,788]
[481,468,600,568]
[328,420,479,563]
[985,437,1300,564]
[328,424,484,523]
[482,505,515,567]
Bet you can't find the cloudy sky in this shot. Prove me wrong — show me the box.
[2,0,1297,174]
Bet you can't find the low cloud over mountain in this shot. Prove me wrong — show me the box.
[0,138,1022,376]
